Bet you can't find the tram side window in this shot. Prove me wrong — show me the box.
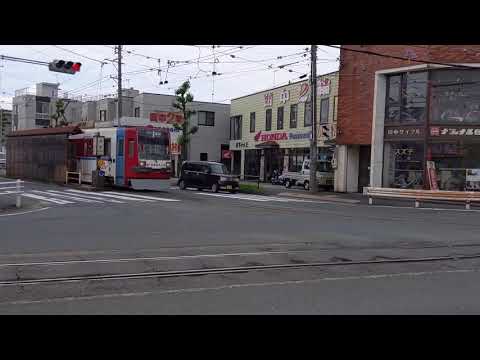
[118,139,124,156]
[128,140,135,158]
[104,139,111,157]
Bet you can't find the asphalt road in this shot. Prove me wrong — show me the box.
[1,179,480,314]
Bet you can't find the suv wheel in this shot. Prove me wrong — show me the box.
[179,180,186,190]
[211,183,219,193]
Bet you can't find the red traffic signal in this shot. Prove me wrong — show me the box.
[72,63,81,72]
[49,60,82,75]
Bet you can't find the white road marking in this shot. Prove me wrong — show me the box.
[104,191,180,202]
[45,190,125,204]
[0,207,51,218]
[1,268,475,306]
[0,190,21,195]
[196,192,270,202]
[0,186,18,190]
[21,193,73,205]
[66,189,154,202]
[195,192,319,203]
[32,190,103,204]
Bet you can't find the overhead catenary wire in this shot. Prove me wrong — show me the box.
[51,45,108,65]
[322,45,480,69]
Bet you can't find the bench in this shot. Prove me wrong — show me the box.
[365,187,480,210]
[66,171,82,185]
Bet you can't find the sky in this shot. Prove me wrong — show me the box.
[0,45,339,110]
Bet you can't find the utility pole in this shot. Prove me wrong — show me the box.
[309,45,318,193]
[117,45,122,121]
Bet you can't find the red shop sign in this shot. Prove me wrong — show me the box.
[254,131,288,142]
[222,150,232,159]
[150,112,184,125]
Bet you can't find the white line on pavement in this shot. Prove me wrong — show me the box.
[0,207,51,218]
[21,193,73,205]
[195,192,270,202]
[45,190,125,204]
[32,190,103,204]
[66,189,154,202]
[195,192,319,203]
[104,191,180,202]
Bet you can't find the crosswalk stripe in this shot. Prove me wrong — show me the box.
[195,193,270,202]
[104,191,180,202]
[32,190,103,203]
[21,193,74,205]
[45,190,125,204]
[195,192,316,203]
[66,189,154,202]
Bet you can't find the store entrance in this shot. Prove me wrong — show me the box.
[264,148,284,182]
[358,145,371,192]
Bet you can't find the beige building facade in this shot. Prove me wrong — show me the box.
[229,71,338,181]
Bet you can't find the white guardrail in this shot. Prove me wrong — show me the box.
[0,179,24,208]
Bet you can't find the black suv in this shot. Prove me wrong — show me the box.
[178,161,239,193]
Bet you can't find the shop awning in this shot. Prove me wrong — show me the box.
[255,141,280,149]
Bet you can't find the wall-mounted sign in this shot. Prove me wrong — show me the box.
[318,78,331,96]
[384,127,423,139]
[150,112,184,125]
[264,93,273,107]
[254,130,312,142]
[289,131,312,140]
[255,131,288,142]
[430,127,480,137]
[231,141,250,150]
[299,83,310,103]
[222,150,232,159]
[280,89,290,104]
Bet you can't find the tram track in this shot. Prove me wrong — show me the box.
[2,252,480,287]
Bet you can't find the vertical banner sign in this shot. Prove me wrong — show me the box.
[298,83,310,103]
[318,78,331,96]
[264,93,273,107]
[169,129,182,155]
[426,161,439,190]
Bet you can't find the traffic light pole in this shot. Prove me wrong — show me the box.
[117,45,123,120]
[309,45,318,193]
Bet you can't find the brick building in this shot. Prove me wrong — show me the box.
[335,45,480,192]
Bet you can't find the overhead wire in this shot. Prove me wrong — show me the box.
[323,45,480,69]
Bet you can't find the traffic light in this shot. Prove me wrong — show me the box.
[48,60,82,75]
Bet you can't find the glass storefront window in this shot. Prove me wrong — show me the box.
[383,142,424,189]
[428,141,480,191]
[288,148,309,172]
[431,69,480,124]
[385,72,427,124]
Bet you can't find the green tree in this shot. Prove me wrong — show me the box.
[51,99,68,127]
[172,81,198,166]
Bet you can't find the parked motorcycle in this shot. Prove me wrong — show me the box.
[270,169,285,185]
